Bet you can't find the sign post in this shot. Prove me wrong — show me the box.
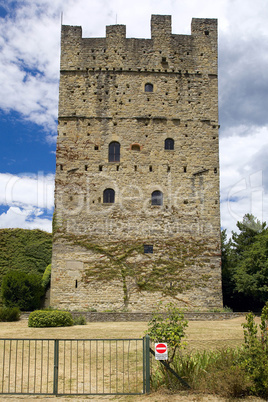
[155,343,168,360]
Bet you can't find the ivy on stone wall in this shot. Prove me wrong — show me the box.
[59,233,215,307]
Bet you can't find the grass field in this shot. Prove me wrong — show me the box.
[0,316,265,402]
[0,315,257,340]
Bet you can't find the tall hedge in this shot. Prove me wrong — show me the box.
[1,271,44,311]
[0,228,52,288]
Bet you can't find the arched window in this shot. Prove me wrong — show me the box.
[151,190,163,206]
[131,143,140,151]
[165,138,174,150]
[145,83,153,92]
[109,141,120,162]
[103,188,115,203]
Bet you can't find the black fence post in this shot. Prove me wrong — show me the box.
[53,339,59,395]
[143,335,150,393]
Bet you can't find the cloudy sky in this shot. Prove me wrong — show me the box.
[0,0,267,236]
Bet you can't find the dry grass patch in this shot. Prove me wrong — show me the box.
[0,316,266,401]
[0,315,256,341]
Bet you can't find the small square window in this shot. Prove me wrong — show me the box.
[94,145,99,150]
[144,245,153,254]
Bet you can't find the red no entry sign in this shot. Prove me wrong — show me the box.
[155,343,167,354]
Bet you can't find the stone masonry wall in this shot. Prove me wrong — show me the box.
[50,15,222,312]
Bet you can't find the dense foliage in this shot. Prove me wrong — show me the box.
[1,271,44,311]
[222,214,268,310]
[0,306,20,322]
[28,310,74,327]
[41,264,51,290]
[0,228,52,288]
[146,302,188,364]
[151,303,268,398]
[73,314,87,325]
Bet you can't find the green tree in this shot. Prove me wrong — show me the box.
[1,271,44,311]
[240,303,268,396]
[234,230,268,304]
[145,302,188,364]
[221,214,268,310]
[231,214,266,259]
[41,264,51,290]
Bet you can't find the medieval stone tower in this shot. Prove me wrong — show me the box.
[50,15,223,311]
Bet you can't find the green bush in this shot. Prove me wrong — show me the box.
[239,303,268,397]
[150,303,268,398]
[73,315,87,325]
[41,264,51,290]
[0,306,20,322]
[146,302,188,364]
[28,310,74,327]
[1,271,44,311]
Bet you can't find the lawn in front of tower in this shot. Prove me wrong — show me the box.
[0,316,265,402]
[0,315,254,342]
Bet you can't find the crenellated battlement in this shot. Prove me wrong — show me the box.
[60,15,217,75]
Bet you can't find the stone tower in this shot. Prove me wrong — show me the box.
[50,15,223,311]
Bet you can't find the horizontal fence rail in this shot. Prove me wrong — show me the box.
[0,338,147,396]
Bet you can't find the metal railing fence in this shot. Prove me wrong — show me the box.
[0,337,150,396]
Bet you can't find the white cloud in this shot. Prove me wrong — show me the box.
[1,0,268,138]
[0,172,54,232]
[0,206,52,232]
[0,0,268,235]
[220,127,268,236]
[0,172,54,210]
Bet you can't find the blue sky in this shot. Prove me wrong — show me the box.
[0,0,268,236]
